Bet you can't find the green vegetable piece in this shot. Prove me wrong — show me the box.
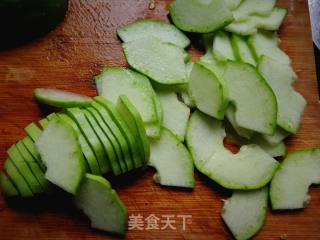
[156,90,190,141]
[225,0,242,10]
[149,128,194,188]
[145,91,163,138]
[36,118,86,194]
[25,122,42,141]
[34,88,92,108]
[16,141,48,191]
[226,7,287,36]
[95,67,159,126]
[258,56,306,134]
[94,97,140,171]
[169,0,233,33]
[257,141,286,158]
[232,0,276,21]
[262,127,290,145]
[123,37,188,85]
[270,148,320,210]
[248,31,290,65]
[117,19,190,48]
[198,50,226,78]
[82,109,119,175]
[222,187,268,240]
[46,112,58,121]
[21,136,46,172]
[188,62,226,119]
[86,107,123,175]
[225,105,254,139]
[226,122,287,158]
[231,34,256,66]
[186,111,279,190]
[91,101,135,172]
[39,118,49,129]
[117,95,150,165]
[66,108,106,175]
[74,174,127,235]
[57,113,98,174]
[223,61,277,135]
[82,108,114,173]
[7,145,42,194]
[0,172,19,197]
[4,159,33,197]
[179,62,196,108]
[212,31,235,62]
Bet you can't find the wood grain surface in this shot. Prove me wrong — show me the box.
[0,0,319,239]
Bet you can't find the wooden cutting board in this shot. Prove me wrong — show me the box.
[0,0,319,239]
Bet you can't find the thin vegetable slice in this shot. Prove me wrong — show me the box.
[95,67,159,125]
[25,122,42,141]
[4,159,33,197]
[58,113,100,175]
[258,56,306,133]
[86,107,124,174]
[82,109,119,174]
[226,7,287,36]
[188,62,226,119]
[117,19,190,48]
[232,0,276,21]
[186,111,279,190]
[212,31,235,62]
[248,31,290,65]
[226,123,287,158]
[222,187,268,240]
[34,88,92,108]
[149,127,194,188]
[270,148,320,210]
[178,62,196,108]
[262,127,290,145]
[123,37,188,84]
[144,90,163,138]
[74,174,127,235]
[46,112,58,121]
[39,118,49,129]
[169,0,233,33]
[16,141,48,190]
[7,145,42,194]
[231,34,256,66]
[94,97,141,171]
[21,136,46,171]
[223,61,277,135]
[0,172,19,197]
[36,118,85,194]
[156,90,190,141]
[198,50,226,78]
[91,101,136,171]
[225,105,253,139]
[66,108,106,175]
[117,95,150,164]
[259,141,286,158]
[145,123,162,139]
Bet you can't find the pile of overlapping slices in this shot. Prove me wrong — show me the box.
[1,0,319,238]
